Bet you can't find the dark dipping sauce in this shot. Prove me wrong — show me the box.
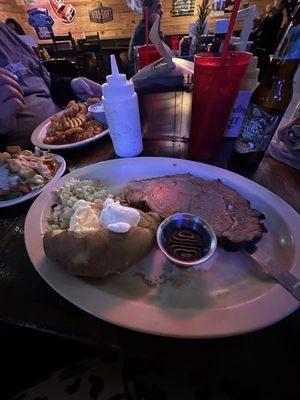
[165,228,204,261]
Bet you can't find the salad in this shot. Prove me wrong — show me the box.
[0,146,60,201]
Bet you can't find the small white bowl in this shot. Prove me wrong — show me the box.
[157,213,217,267]
[88,102,107,125]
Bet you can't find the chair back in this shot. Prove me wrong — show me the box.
[84,32,100,41]
[78,32,102,51]
[51,32,77,57]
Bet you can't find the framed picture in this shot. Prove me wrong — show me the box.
[171,0,195,17]
[89,2,113,23]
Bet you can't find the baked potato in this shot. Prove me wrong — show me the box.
[43,210,161,278]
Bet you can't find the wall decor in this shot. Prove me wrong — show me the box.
[126,0,143,14]
[210,0,237,16]
[171,0,195,17]
[27,8,54,39]
[89,2,113,23]
[48,0,76,24]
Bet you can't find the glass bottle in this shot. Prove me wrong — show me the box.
[230,6,300,169]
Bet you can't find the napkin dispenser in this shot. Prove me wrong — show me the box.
[132,57,193,142]
[132,17,194,142]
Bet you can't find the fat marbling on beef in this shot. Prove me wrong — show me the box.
[122,174,266,250]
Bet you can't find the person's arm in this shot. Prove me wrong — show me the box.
[0,68,25,135]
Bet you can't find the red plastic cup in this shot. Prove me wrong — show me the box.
[171,35,180,51]
[137,45,161,69]
[189,51,251,160]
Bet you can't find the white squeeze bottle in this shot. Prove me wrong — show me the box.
[102,55,143,157]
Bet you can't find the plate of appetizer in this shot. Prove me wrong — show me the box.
[31,98,109,150]
[0,146,66,208]
[24,157,300,338]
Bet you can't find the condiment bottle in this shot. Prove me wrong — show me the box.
[102,55,143,157]
[230,59,299,169]
[224,56,259,138]
[230,6,300,169]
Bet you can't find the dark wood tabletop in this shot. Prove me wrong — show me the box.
[1,136,300,397]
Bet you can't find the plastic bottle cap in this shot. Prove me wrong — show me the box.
[107,54,126,86]
[215,19,230,34]
[102,55,135,99]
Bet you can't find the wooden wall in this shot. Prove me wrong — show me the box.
[0,0,23,26]
[1,0,270,40]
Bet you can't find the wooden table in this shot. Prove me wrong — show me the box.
[1,136,300,398]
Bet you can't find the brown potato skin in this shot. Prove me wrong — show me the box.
[43,211,160,278]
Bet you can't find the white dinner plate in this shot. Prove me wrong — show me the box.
[0,154,66,208]
[24,157,300,338]
[31,112,109,150]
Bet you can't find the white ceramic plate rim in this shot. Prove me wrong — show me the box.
[31,112,109,150]
[24,157,300,338]
[0,154,66,208]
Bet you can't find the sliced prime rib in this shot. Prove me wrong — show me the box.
[122,174,266,250]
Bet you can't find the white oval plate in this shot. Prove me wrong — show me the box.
[0,154,66,208]
[24,157,300,338]
[31,112,109,150]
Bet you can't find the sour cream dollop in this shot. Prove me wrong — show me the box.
[99,198,140,233]
[69,200,100,233]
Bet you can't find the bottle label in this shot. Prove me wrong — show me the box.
[224,91,252,138]
[234,103,281,153]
